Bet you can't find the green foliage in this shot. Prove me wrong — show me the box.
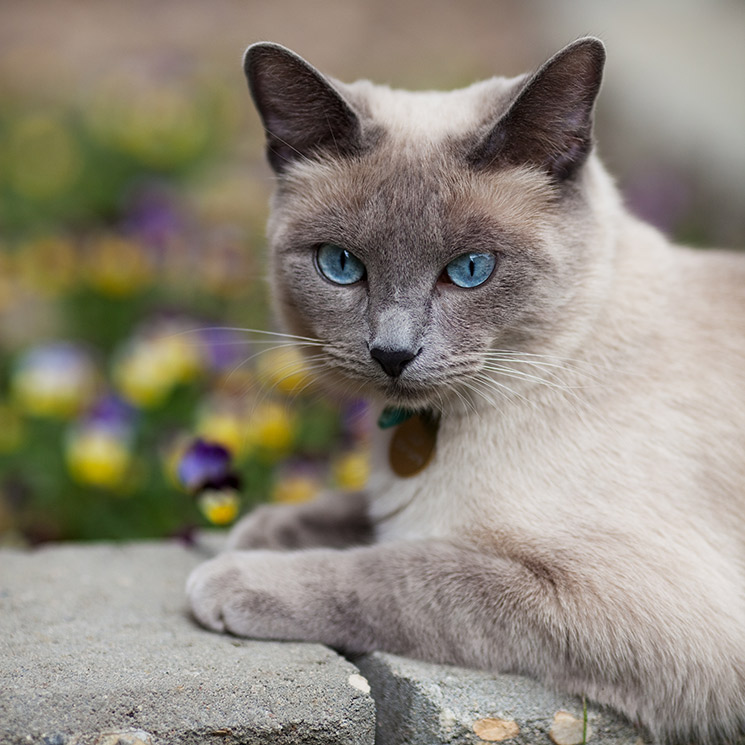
[0,74,369,545]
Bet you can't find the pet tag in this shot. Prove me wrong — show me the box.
[389,412,439,478]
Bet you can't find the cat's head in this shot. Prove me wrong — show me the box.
[245,39,616,410]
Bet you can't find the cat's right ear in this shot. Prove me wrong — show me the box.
[244,43,362,174]
[469,37,606,183]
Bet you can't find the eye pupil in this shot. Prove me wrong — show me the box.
[316,244,366,285]
[444,252,496,288]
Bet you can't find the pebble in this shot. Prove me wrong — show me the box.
[549,710,591,745]
[94,730,154,745]
[347,673,371,694]
[473,717,521,741]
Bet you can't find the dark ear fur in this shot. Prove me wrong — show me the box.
[244,43,362,174]
[470,37,606,181]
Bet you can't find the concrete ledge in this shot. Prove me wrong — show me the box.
[356,652,643,745]
[0,541,374,745]
[1,538,645,745]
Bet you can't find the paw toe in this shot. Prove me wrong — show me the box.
[186,562,229,633]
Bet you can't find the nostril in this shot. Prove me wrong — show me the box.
[370,346,419,378]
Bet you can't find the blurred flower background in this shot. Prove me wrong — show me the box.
[0,0,743,544]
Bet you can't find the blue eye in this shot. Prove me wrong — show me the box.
[316,244,366,285]
[444,252,496,288]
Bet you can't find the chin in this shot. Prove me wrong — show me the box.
[378,380,443,410]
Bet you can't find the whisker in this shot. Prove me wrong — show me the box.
[245,353,331,414]
[170,326,324,344]
[480,363,579,391]
[483,353,601,377]
[181,339,327,351]
[470,370,535,409]
[443,376,473,415]
[469,373,513,408]
[485,348,595,364]
[479,364,600,423]
[483,354,586,373]
[455,378,490,415]
[219,343,325,391]
[476,359,628,440]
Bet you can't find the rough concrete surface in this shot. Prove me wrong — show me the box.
[355,652,647,745]
[0,540,375,745]
[1,536,653,745]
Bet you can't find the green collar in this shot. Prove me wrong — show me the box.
[378,406,441,430]
[377,406,415,429]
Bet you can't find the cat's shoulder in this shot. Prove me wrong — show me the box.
[673,243,745,303]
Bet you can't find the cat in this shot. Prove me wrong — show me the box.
[186,38,745,744]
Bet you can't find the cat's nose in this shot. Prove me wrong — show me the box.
[369,346,419,378]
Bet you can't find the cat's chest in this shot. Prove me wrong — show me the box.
[367,408,559,542]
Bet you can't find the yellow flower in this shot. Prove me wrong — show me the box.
[113,333,203,408]
[86,234,153,297]
[332,449,371,491]
[160,334,203,382]
[113,345,169,408]
[195,410,246,457]
[245,401,295,459]
[12,343,97,419]
[198,489,240,525]
[272,474,320,505]
[255,346,315,395]
[66,428,132,489]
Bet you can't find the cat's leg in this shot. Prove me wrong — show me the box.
[186,538,745,742]
[225,491,372,550]
[187,540,563,666]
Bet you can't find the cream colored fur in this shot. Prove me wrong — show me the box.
[187,40,745,743]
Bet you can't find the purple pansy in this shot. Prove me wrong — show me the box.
[85,394,136,435]
[178,438,234,492]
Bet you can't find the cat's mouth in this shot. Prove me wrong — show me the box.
[318,346,447,408]
[379,377,441,409]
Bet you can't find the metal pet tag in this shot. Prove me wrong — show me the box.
[388,413,439,478]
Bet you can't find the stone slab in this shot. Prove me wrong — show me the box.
[0,540,375,745]
[356,651,646,745]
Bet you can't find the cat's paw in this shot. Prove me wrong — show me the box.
[186,551,299,638]
[186,552,235,632]
[225,504,311,551]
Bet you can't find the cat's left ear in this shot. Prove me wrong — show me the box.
[244,43,362,174]
[470,37,605,182]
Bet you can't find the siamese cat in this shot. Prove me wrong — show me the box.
[187,38,745,743]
